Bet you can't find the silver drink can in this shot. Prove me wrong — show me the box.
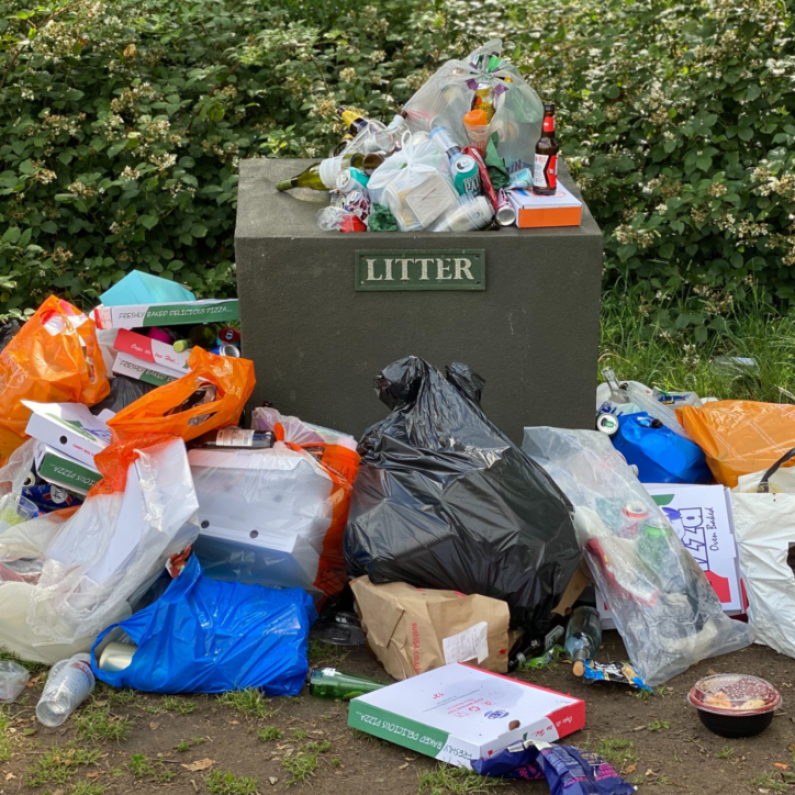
[98,642,137,673]
[495,189,516,226]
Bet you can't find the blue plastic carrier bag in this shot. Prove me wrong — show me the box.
[91,556,316,695]
[611,412,713,484]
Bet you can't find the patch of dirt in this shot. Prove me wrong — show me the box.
[3,634,794,795]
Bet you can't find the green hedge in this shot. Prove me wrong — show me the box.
[0,0,792,339]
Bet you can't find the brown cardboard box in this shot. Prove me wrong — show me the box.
[350,576,512,680]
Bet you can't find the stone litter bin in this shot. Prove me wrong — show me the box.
[235,158,603,443]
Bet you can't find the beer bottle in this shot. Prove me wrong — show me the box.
[331,133,355,157]
[308,668,386,700]
[336,107,370,135]
[533,102,559,196]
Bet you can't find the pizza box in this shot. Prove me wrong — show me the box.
[347,663,584,768]
[23,402,112,469]
[93,298,239,330]
[34,445,101,496]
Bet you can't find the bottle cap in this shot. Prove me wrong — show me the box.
[464,109,489,126]
[596,413,620,435]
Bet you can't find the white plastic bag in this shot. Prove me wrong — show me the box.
[367,132,457,230]
[523,427,752,685]
[732,489,795,658]
[403,39,543,171]
[190,408,359,598]
[23,437,199,653]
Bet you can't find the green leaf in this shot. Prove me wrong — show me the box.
[41,221,58,234]
[1,227,20,244]
[140,216,158,230]
[190,224,208,238]
[65,89,85,101]
[745,83,761,102]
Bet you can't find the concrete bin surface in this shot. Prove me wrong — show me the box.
[235,158,603,443]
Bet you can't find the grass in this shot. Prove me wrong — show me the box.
[281,750,318,785]
[73,702,131,742]
[68,783,107,795]
[753,771,788,792]
[307,639,349,666]
[26,744,102,787]
[647,720,670,732]
[162,695,198,714]
[0,706,11,763]
[418,765,501,795]
[592,737,639,776]
[305,739,331,753]
[176,736,208,752]
[257,726,282,742]
[217,689,279,719]
[205,769,259,795]
[128,753,177,783]
[291,727,308,740]
[106,688,137,706]
[716,746,735,760]
[600,292,795,402]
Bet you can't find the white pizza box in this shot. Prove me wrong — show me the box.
[23,402,113,469]
[347,663,585,768]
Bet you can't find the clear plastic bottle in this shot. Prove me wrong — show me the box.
[565,606,602,676]
[36,653,95,728]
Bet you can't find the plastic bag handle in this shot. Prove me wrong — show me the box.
[757,447,795,493]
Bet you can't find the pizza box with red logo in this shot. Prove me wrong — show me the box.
[113,329,190,376]
[347,663,584,768]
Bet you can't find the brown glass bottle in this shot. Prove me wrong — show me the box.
[533,103,559,196]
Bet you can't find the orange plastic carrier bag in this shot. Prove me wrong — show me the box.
[107,347,255,442]
[678,400,795,488]
[0,296,109,461]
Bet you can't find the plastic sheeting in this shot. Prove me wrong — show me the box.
[402,39,543,172]
[92,555,316,695]
[0,436,199,662]
[678,400,795,487]
[732,483,795,658]
[191,408,360,598]
[344,357,580,637]
[523,427,751,686]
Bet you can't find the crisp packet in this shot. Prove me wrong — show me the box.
[473,740,636,795]
[580,659,653,693]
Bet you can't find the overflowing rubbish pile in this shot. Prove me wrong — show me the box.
[276,40,583,234]
[3,44,795,794]
[0,269,791,790]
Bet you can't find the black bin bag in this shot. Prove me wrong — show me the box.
[344,357,581,636]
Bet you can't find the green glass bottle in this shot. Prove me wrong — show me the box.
[275,162,334,192]
[308,668,386,700]
[336,107,371,135]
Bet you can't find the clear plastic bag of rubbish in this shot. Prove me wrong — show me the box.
[368,132,458,230]
[522,427,752,686]
[402,39,543,172]
[0,439,40,497]
[26,435,199,651]
[190,408,360,599]
[0,499,85,663]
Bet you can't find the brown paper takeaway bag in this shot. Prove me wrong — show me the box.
[350,576,513,680]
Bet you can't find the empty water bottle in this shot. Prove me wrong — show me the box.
[565,606,602,677]
[36,653,95,728]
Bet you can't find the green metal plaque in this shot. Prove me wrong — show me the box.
[355,250,486,291]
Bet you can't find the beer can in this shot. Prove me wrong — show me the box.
[344,189,371,221]
[336,167,369,193]
[216,326,240,346]
[209,343,241,358]
[429,126,463,159]
[495,189,516,226]
[451,154,481,196]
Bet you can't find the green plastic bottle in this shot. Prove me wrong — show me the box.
[308,668,386,700]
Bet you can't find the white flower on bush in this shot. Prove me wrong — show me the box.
[120,166,140,181]
[148,153,177,172]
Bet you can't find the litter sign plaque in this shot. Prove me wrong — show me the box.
[354,250,486,291]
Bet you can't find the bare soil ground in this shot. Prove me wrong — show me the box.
[2,633,794,795]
